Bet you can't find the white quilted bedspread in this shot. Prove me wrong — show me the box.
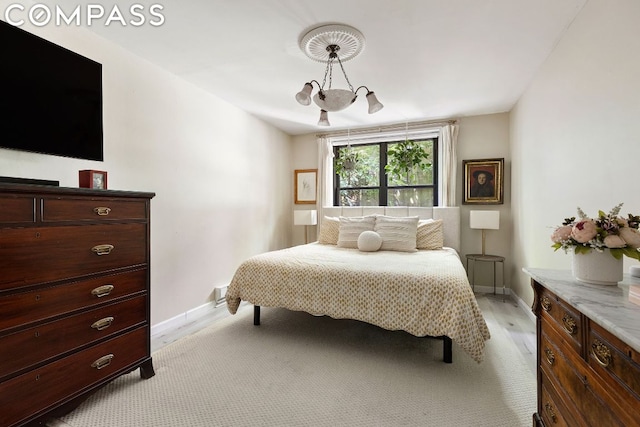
[226,243,491,362]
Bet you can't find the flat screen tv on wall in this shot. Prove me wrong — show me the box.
[0,20,103,161]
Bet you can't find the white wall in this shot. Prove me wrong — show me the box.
[510,0,640,305]
[291,134,318,245]
[457,114,511,289]
[0,13,293,324]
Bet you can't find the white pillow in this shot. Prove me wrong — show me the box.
[318,216,340,245]
[374,215,419,252]
[357,231,382,252]
[417,219,444,250]
[337,216,376,249]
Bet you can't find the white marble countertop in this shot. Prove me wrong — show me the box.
[523,268,640,354]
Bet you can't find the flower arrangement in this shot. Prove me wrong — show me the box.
[551,203,640,260]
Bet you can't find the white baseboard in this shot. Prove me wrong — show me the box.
[512,291,536,323]
[473,284,510,295]
[151,300,221,337]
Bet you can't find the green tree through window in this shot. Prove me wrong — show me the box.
[333,138,438,207]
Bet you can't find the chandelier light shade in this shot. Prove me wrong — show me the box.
[295,24,383,126]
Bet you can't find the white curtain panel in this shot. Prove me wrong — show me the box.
[316,136,333,221]
[440,123,459,207]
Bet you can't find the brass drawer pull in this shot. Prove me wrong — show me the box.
[592,340,612,368]
[544,348,555,365]
[561,314,577,335]
[91,354,114,370]
[92,244,114,256]
[540,296,552,312]
[544,402,558,424]
[91,284,115,298]
[94,207,111,216]
[91,317,115,331]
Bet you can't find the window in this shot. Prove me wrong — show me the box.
[333,138,438,207]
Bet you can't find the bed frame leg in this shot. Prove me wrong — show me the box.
[443,336,452,363]
[254,305,260,325]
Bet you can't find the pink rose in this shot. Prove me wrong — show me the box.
[604,235,626,248]
[571,220,597,243]
[620,227,640,248]
[551,225,572,243]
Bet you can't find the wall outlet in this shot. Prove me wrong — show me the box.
[214,285,228,305]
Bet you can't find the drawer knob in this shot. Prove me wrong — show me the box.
[91,354,114,370]
[92,244,114,256]
[540,297,552,312]
[94,207,112,216]
[91,317,115,331]
[561,313,577,335]
[592,340,612,368]
[544,402,558,424]
[544,348,555,365]
[91,284,115,298]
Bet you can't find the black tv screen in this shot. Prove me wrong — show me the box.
[0,20,103,161]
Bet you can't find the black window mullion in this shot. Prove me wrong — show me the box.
[379,142,388,206]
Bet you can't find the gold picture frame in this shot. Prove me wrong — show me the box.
[463,158,504,204]
[294,169,317,204]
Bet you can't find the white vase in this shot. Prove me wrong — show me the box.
[571,249,623,285]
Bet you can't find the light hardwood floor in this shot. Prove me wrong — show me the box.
[477,293,537,375]
[151,293,538,374]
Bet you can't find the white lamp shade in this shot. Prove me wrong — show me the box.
[313,89,357,112]
[295,82,313,105]
[469,210,500,230]
[317,110,330,126]
[294,210,318,226]
[366,91,384,114]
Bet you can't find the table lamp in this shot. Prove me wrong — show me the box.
[294,210,317,244]
[469,210,500,255]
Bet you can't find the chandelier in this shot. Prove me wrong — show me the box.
[295,24,383,126]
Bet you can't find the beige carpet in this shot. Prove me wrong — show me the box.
[51,299,535,427]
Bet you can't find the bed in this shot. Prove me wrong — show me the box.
[226,206,490,363]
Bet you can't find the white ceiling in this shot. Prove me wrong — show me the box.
[53,0,587,135]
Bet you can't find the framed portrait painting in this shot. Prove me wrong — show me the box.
[463,158,504,204]
[294,169,317,204]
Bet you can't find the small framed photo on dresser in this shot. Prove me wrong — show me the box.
[79,170,108,189]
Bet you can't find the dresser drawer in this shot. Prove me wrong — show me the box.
[41,197,148,222]
[540,370,578,427]
[538,287,583,356]
[540,323,624,427]
[0,223,147,290]
[0,195,35,223]
[0,269,146,332]
[0,326,148,427]
[0,295,147,379]
[588,321,640,406]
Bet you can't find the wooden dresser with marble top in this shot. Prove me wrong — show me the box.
[0,183,155,426]
[524,268,640,427]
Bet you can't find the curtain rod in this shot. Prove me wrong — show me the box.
[315,118,458,138]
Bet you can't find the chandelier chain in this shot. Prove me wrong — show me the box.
[336,55,355,92]
[320,58,331,90]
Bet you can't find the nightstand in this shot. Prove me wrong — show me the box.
[465,254,505,301]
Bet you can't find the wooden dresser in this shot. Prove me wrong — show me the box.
[525,268,640,427]
[0,183,155,426]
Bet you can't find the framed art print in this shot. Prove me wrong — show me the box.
[79,170,108,189]
[294,169,317,204]
[463,158,503,204]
